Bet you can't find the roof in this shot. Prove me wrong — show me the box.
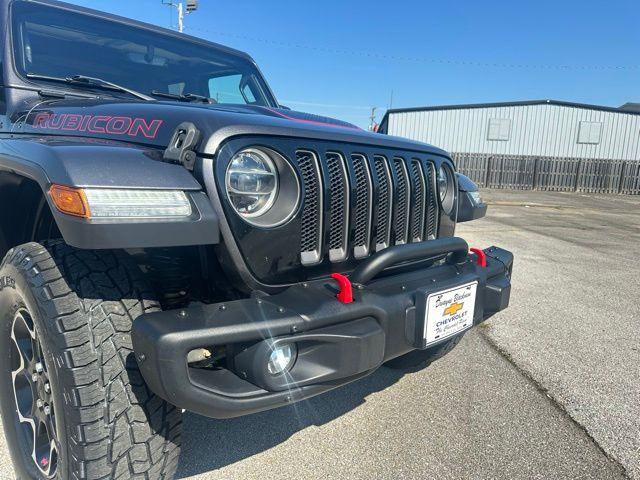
[377,99,640,134]
[619,102,640,113]
[19,0,254,62]
[384,99,640,116]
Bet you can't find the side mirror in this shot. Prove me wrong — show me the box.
[278,105,292,111]
[456,173,487,222]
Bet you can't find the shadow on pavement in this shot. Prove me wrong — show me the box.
[176,366,405,478]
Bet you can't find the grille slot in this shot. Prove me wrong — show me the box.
[410,159,426,242]
[374,156,393,251]
[425,162,438,239]
[392,158,411,245]
[326,152,349,262]
[296,150,323,265]
[352,154,373,258]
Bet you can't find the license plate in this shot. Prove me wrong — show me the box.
[424,281,478,346]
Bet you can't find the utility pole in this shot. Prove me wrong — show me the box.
[177,2,184,32]
[162,0,199,33]
[369,107,378,132]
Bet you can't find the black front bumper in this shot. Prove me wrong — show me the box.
[132,242,513,419]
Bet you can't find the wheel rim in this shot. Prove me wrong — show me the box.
[10,308,58,477]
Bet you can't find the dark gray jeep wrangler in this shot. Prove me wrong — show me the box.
[0,0,512,478]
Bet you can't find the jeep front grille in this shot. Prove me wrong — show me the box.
[297,149,439,266]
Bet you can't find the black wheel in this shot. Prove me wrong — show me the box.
[8,307,59,477]
[0,241,182,479]
[384,334,464,372]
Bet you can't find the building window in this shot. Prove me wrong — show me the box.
[487,118,511,141]
[577,121,603,144]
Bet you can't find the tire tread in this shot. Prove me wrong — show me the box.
[3,241,182,480]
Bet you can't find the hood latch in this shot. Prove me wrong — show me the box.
[163,122,201,170]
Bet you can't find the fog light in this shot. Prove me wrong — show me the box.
[267,344,297,375]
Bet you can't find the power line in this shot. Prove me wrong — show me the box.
[185,26,640,71]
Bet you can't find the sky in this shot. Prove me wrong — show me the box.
[67,0,640,128]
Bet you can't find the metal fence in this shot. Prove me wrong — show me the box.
[452,153,640,195]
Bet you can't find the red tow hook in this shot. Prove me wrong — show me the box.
[331,273,354,304]
[469,247,487,268]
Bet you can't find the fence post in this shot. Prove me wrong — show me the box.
[532,158,539,190]
[618,162,627,194]
[485,157,492,188]
[574,160,582,192]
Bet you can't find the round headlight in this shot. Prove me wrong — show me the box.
[225,147,301,228]
[226,148,279,218]
[437,165,456,214]
[437,166,450,202]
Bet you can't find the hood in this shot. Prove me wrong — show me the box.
[13,98,448,157]
[213,105,361,130]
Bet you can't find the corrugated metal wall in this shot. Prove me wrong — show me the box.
[387,104,640,160]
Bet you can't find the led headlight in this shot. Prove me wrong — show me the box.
[83,189,192,218]
[226,148,278,218]
[50,185,192,219]
[436,165,456,215]
[224,147,300,228]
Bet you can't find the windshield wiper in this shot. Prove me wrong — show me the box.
[150,90,215,104]
[26,73,154,101]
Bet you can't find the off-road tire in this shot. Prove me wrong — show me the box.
[384,335,464,372]
[0,241,182,479]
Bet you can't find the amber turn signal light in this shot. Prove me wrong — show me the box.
[49,185,90,218]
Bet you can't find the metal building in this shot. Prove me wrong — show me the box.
[379,100,640,161]
[378,100,640,194]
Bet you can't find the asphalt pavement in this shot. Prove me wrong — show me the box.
[175,329,624,480]
[460,190,640,480]
[0,189,637,479]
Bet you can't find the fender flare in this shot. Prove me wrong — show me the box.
[0,137,219,249]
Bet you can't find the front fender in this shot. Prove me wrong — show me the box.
[0,136,219,248]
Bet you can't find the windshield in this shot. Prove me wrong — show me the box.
[10,2,276,106]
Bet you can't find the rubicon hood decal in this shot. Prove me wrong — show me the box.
[32,113,163,139]
[30,107,362,136]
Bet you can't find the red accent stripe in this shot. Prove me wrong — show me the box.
[263,108,361,130]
